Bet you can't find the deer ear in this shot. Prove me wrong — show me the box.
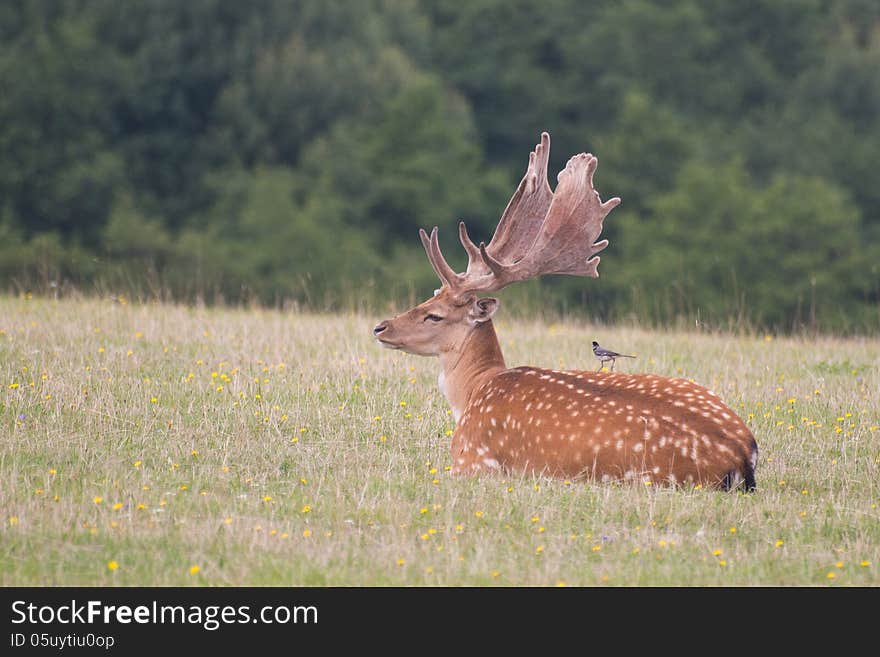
[469,297,499,324]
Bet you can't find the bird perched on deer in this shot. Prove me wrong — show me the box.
[592,341,636,371]
[373,132,757,491]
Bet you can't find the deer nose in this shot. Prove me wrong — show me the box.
[373,321,389,336]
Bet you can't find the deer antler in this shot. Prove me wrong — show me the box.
[420,132,621,295]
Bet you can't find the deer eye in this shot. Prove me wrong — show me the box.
[425,314,444,322]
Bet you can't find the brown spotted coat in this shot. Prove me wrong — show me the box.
[452,366,758,490]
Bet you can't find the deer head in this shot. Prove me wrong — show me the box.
[373,132,620,358]
[373,289,498,357]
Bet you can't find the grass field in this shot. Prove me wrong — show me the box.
[1,295,878,586]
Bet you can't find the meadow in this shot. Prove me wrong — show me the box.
[1,295,877,586]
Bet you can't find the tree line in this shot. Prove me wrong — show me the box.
[1,0,878,331]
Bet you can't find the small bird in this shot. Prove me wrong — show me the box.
[592,341,636,371]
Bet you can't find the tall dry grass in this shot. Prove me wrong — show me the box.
[1,295,878,585]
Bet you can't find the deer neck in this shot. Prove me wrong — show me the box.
[438,321,506,422]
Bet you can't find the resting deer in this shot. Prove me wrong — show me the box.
[373,133,758,491]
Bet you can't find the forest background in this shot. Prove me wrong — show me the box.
[2,0,879,332]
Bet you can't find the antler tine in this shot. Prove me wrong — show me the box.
[522,132,550,192]
[457,221,479,260]
[428,227,471,289]
[420,227,455,288]
[458,221,493,277]
[481,132,554,266]
[423,224,491,292]
[418,228,439,281]
[535,131,550,183]
[418,227,432,254]
[601,197,622,213]
[478,242,504,278]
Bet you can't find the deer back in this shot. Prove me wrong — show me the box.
[452,367,757,490]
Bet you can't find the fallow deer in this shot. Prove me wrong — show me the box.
[373,132,758,490]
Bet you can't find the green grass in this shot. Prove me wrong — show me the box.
[1,295,878,586]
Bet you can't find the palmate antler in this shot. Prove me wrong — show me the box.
[420,132,621,295]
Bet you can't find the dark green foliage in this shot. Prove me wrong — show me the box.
[1,0,878,331]
[610,160,878,331]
